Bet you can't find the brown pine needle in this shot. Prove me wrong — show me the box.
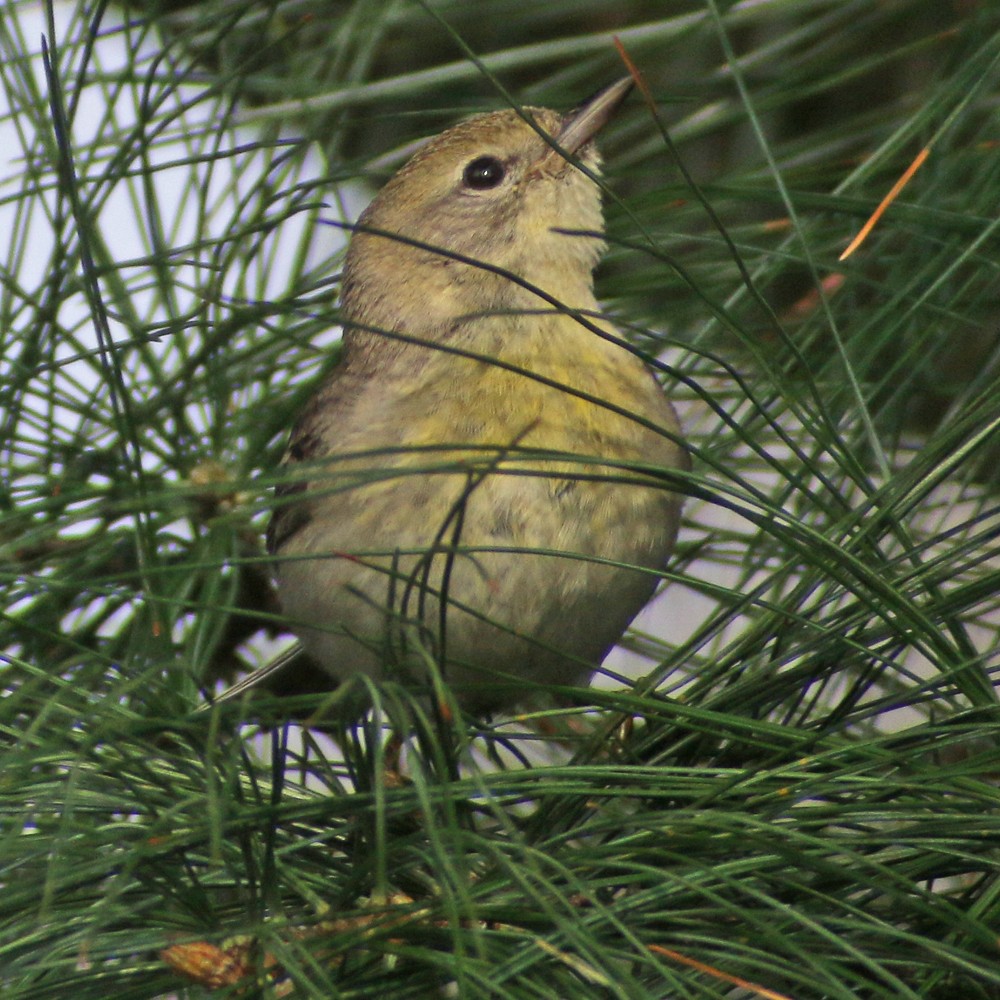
[649,944,796,1000]
[783,272,845,322]
[613,35,650,101]
[840,146,930,261]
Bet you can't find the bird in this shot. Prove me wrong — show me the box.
[226,77,687,719]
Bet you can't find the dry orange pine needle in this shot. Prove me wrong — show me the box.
[840,146,930,261]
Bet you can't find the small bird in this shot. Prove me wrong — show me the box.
[241,78,686,717]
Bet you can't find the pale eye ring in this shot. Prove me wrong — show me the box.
[462,155,506,190]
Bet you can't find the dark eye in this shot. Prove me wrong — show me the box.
[462,155,506,190]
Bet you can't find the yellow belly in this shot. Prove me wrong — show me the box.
[275,314,685,710]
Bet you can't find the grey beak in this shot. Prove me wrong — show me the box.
[556,76,634,154]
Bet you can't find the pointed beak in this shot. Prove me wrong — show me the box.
[556,76,634,155]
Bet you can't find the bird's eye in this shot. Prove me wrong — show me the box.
[462,155,506,190]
